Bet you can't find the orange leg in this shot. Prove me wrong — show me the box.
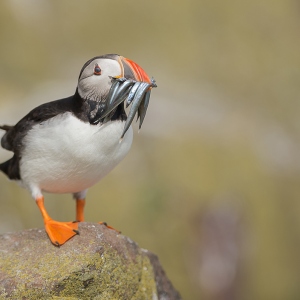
[36,197,79,246]
[76,199,85,222]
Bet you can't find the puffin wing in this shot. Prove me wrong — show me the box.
[0,125,14,151]
[0,125,13,131]
[0,96,75,153]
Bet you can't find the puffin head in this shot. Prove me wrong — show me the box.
[77,54,156,138]
[77,54,151,101]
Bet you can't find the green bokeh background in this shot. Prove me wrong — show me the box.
[0,1,300,299]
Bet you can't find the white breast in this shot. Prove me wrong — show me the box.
[19,112,133,196]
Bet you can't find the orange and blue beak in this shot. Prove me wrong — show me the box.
[120,56,152,84]
[98,56,157,138]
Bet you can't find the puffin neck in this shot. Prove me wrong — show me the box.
[74,89,127,124]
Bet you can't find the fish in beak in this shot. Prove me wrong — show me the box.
[100,56,157,139]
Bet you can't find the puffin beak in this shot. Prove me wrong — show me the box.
[95,56,156,139]
[120,56,151,83]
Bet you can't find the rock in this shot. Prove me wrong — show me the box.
[0,222,181,300]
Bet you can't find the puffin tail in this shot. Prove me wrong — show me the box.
[0,125,13,131]
[0,156,20,180]
[0,160,9,176]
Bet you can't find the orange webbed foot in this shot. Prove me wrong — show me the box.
[99,221,121,234]
[44,219,79,246]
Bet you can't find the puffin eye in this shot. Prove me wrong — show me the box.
[94,64,101,75]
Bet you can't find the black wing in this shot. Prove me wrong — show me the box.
[0,125,13,131]
[0,92,88,180]
[0,95,81,153]
[0,88,126,180]
[0,95,82,180]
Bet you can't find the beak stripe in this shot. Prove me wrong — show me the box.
[121,57,151,83]
[117,56,125,78]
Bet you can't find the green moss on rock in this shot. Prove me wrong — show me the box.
[0,223,180,299]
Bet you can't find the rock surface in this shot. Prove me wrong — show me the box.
[0,222,181,300]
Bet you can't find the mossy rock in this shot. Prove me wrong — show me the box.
[0,223,181,300]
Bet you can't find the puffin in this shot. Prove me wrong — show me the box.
[0,54,156,246]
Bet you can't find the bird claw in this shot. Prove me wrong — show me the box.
[99,221,121,234]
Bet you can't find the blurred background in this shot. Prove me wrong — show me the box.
[0,0,300,299]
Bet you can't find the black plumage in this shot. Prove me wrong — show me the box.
[0,54,155,246]
[0,88,126,180]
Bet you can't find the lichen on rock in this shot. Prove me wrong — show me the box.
[0,223,181,300]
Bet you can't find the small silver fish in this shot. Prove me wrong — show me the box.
[121,82,151,139]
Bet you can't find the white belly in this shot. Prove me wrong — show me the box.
[19,112,133,195]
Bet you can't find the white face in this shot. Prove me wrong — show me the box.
[77,58,122,101]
